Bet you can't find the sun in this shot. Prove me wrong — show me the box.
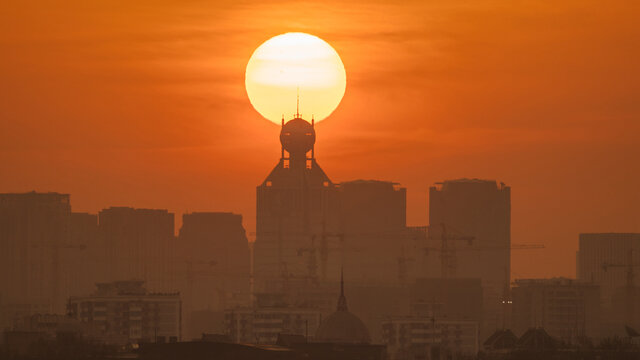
[245,32,346,124]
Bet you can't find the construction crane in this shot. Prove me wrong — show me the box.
[425,223,475,278]
[424,223,544,278]
[251,228,370,284]
[602,249,640,325]
[296,235,319,284]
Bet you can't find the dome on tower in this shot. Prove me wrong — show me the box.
[280,118,315,155]
[315,271,371,344]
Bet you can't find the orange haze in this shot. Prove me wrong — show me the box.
[1,1,639,279]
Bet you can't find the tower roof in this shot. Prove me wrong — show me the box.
[315,271,371,344]
[280,118,315,155]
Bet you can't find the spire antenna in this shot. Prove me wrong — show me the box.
[296,86,300,118]
[337,266,348,311]
[340,267,344,296]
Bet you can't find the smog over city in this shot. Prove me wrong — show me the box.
[0,1,639,360]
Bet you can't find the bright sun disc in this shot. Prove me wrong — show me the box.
[245,32,346,124]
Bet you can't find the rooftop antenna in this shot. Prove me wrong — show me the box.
[311,115,314,126]
[337,266,348,311]
[281,114,284,126]
[296,86,300,118]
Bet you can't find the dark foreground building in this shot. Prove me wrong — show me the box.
[138,342,303,360]
[67,280,181,345]
[138,339,386,360]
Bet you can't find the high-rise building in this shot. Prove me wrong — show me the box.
[62,212,99,302]
[511,278,601,341]
[0,192,72,317]
[411,278,483,323]
[428,179,510,336]
[177,212,250,339]
[98,207,175,291]
[67,280,181,345]
[254,116,341,291]
[253,116,413,293]
[337,180,408,284]
[178,212,250,306]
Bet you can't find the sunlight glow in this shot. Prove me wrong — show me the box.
[245,32,346,124]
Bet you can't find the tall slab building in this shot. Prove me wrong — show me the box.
[338,180,408,284]
[254,116,341,292]
[428,179,510,336]
[0,192,71,316]
[98,207,175,292]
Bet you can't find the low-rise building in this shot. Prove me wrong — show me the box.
[224,306,322,344]
[381,317,478,360]
[67,280,181,345]
[511,278,601,342]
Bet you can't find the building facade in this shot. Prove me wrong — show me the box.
[224,306,323,344]
[177,212,250,308]
[428,179,510,336]
[410,278,483,323]
[253,116,342,292]
[576,233,640,303]
[337,180,409,285]
[253,116,413,294]
[0,192,72,319]
[98,207,175,292]
[511,278,601,341]
[177,212,251,339]
[67,280,181,345]
[381,317,479,360]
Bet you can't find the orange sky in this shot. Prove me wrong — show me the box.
[1,0,638,279]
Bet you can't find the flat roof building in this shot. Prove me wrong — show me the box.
[429,179,510,337]
[511,278,601,342]
[67,280,181,345]
[98,207,175,292]
[0,192,72,317]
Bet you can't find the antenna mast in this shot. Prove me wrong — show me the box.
[296,86,300,118]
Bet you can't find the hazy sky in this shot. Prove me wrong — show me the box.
[1,0,638,278]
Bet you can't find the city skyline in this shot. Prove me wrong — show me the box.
[2,1,638,280]
[1,1,640,355]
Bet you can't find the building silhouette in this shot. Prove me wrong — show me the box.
[65,212,99,301]
[577,233,640,334]
[253,116,341,292]
[315,271,371,344]
[98,207,175,291]
[410,278,483,323]
[67,280,181,345]
[253,115,413,294]
[428,179,510,336]
[177,212,250,338]
[0,192,72,320]
[224,303,323,344]
[382,317,478,359]
[511,278,601,342]
[338,180,408,284]
[577,233,640,302]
